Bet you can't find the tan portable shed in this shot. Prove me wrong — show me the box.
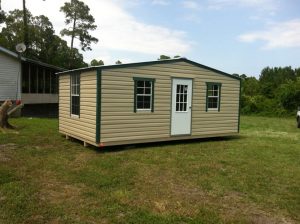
[57,58,241,147]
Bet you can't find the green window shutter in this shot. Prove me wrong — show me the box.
[151,80,155,112]
[218,84,221,112]
[133,80,137,113]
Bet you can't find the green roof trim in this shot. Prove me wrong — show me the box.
[56,58,241,81]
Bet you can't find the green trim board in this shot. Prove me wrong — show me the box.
[238,79,241,133]
[133,77,156,113]
[205,82,222,112]
[96,69,101,144]
[57,58,240,81]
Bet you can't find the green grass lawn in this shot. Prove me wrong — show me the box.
[0,116,299,224]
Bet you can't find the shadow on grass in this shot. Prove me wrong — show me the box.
[91,135,244,154]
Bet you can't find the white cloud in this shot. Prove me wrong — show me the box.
[238,19,300,49]
[151,0,170,6]
[208,0,278,13]
[182,0,202,10]
[2,0,191,60]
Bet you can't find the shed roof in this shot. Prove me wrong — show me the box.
[0,45,65,71]
[56,57,240,80]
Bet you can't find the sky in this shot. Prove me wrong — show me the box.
[2,0,300,77]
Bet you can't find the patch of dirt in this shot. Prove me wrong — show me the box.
[38,172,83,205]
[0,143,17,162]
[0,143,17,150]
[131,167,296,224]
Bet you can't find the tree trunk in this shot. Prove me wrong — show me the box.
[0,100,14,129]
[23,0,29,49]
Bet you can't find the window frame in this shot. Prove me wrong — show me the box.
[133,77,155,113]
[175,84,189,113]
[70,73,80,118]
[206,82,222,112]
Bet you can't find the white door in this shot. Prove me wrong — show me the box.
[171,78,193,135]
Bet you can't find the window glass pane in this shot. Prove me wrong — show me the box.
[183,85,187,94]
[145,87,151,94]
[208,97,218,109]
[176,84,180,94]
[137,80,144,87]
[137,87,144,94]
[180,92,183,102]
[145,81,151,87]
[144,101,150,109]
[183,103,187,111]
[184,94,187,103]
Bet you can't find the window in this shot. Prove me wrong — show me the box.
[71,73,80,116]
[176,84,188,112]
[133,78,155,112]
[206,82,221,111]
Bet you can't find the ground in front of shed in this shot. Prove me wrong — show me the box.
[0,116,299,224]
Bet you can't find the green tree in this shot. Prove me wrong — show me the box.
[0,9,87,69]
[158,55,171,60]
[60,0,98,51]
[174,55,181,58]
[243,76,260,97]
[90,59,104,66]
[115,60,122,65]
[0,0,5,24]
[276,78,300,112]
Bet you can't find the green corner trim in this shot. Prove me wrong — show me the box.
[96,69,101,144]
[205,82,222,112]
[238,79,241,133]
[133,77,156,113]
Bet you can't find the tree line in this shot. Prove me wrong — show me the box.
[1,1,299,116]
[0,0,100,69]
[236,67,300,116]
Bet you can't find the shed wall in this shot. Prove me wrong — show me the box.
[100,61,240,144]
[0,52,21,101]
[59,71,97,145]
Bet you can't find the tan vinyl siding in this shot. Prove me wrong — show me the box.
[59,71,97,145]
[100,61,240,144]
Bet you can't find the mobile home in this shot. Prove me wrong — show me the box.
[57,58,241,147]
[0,45,64,117]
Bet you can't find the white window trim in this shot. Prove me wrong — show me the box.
[71,74,80,117]
[136,81,153,111]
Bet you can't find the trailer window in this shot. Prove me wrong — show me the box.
[133,78,155,112]
[206,82,221,111]
[71,73,80,117]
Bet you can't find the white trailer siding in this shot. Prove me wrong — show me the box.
[0,52,21,101]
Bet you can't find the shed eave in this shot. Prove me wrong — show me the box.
[56,58,241,81]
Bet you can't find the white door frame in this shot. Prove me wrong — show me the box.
[170,78,193,136]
